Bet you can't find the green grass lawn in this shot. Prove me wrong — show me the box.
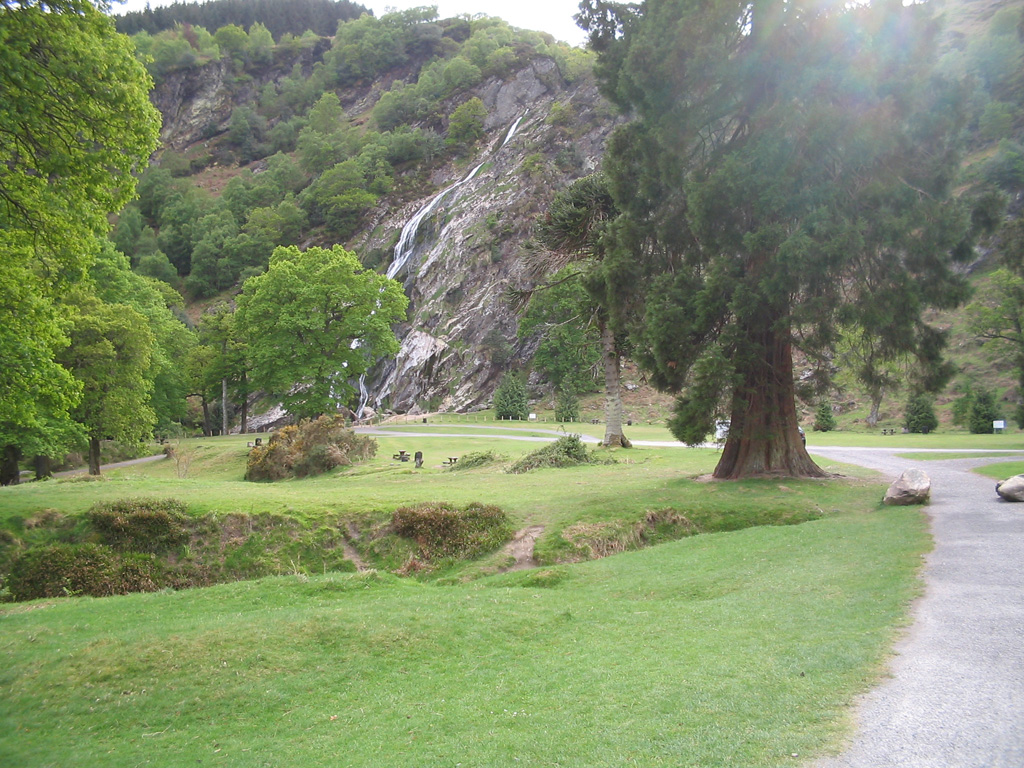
[0,506,926,767]
[974,461,1024,480]
[0,429,933,766]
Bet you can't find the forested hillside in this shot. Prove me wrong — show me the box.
[108,5,610,430]
[115,0,369,39]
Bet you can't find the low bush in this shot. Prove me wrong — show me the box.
[392,502,513,560]
[87,498,190,553]
[508,434,608,474]
[448,450,503,470]
[246,415,377,481]
[6,543,161,601]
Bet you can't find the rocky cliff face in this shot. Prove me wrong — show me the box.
[150,49,619,416]
[355,58,619,414]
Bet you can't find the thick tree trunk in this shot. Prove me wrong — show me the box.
[715,325,826,479]
[88,436,102,476]
[1,445,21,486]
[33,455,52,481]
[600,319,631,448]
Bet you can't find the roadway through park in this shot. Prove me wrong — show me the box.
[806,446,1024,768]
[361,426,1024,766]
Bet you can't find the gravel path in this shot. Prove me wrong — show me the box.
[808,447,1024,768]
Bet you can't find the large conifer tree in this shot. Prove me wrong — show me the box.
[580,0,975,477]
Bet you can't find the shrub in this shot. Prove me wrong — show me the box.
[245,416,377,481]
[6,543,161,601]
[87,498,190,553]
[904,393,938,434]
[813,402,836,432]
[392,502,513,560]
[449,450,503,470]
[508,434,606,474]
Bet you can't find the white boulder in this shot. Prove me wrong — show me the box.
[883,469,931,506]
[996,474,1024,502]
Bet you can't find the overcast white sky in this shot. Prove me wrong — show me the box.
[112,0,589,46]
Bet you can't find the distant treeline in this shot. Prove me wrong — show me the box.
[114,0,370,39]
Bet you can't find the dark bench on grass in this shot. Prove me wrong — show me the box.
[393,450,410,461]
[443,456,458,467]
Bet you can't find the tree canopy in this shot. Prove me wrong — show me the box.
[236,245,408,419]
[0,0,161,479]
[581,0,976,477]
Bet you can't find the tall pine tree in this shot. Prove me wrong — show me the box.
[580,0,975,477]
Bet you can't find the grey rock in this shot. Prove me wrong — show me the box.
[995,474,1024,501]
[883,469,931,505]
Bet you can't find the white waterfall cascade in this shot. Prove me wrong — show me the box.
[386,161,485,280]
[386,111,528,282]
[354,113,528,417]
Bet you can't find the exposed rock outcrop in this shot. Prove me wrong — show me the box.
[356,59,621,412]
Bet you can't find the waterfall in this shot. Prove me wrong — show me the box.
[386,113,527,282]
[349,115,528,420]
[501,112,526,148]
[386,161,486,281]
[368,114,527,411]
[356,374,369,419]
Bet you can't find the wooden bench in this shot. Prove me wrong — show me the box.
[392,450,410,461]
[443,456,458,466]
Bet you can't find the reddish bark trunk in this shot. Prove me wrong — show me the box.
[714,324,826,479]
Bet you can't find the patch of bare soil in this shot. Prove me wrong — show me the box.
[501,525,544,571]
[342,521,368,571]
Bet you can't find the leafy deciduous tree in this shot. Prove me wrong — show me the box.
[237,245,408,419]
[0,0,160,478]
[58,294,157,475]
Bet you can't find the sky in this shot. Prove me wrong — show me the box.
[112,0,590,46]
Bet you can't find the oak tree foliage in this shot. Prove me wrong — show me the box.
[236,245,408,419]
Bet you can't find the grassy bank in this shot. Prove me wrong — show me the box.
[0,505,926,767]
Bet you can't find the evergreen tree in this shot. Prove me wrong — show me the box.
[969,389,1002,434]
[905,394,938,435]
[813,403,836,433]
[555,389,580,423]
[518,173,633,447]
[580,0,975,478]
[493,374,529,420]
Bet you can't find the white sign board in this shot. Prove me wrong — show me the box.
[994,420,1006,430]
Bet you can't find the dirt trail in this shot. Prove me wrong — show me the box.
[502,525,545,571]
